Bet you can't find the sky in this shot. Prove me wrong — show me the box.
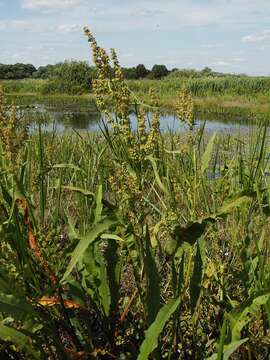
[0,0,270,75]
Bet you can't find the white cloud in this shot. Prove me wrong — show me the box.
[242,30,270,43]
[0,20,82,34]
[200,44,219,49]
[0,21,6,30]
[56,24,81,33]
[129,8,165,17]
[0,20,33,31]
[9,20,33,30]
[22,0,84,12]
[120,53,134,58]
[233,57,246,63]
[214,61,231,66]
[18,0,270,33]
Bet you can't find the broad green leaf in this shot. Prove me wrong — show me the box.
[207,338,248,360]
[59,185,94,197]
[147,155,169,195]
[201,133,216,173]
[229,292,270,341]
[0,273,16,294]
[67,215,78,240]
[218,196,252,216]
[223,339,249,359]
[61,218,118,283]
[144,226,160,325]
[82,239,121,317]
[217,315,227,360]
[52,163,85,174]
[104,239,121,314]
[94,185,103,223]
[0,324,40,359]
[190,240,204,313]
[217,191,256,216]
[170,217,215,254]
[96,249,111,316]
[0,294,35,321]
[81,247,99,300]
[138,296,181,360]
[101,233,125,242]
[150,221,163,248]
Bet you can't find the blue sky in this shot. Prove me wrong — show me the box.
[0,0,270,75]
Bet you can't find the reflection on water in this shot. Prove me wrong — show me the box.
[23,104,255,134]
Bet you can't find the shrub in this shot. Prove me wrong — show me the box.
[41,61,95,94]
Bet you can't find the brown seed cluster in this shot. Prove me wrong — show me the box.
[84,27,161,158]
[84,27,131,137]
[143,89,160,154]
[0,87,28,174]
[176,86,194,131]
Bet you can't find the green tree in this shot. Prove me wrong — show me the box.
[150,64,169,79]
[33,64,60,79]
[136,64,149,78]
[41,61,95,94]
[201,67,212,76]
[0,63,36,79]
[122,67,138,79]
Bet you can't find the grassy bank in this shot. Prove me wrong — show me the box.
[6,93,96,110]
[127,79,270,115]
[2,76,270,117]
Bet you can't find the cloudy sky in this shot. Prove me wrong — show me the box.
[0,0,270,75]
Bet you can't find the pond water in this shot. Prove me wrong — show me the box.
[22,104,255,134]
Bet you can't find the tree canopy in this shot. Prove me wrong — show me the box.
[0,63,36,79]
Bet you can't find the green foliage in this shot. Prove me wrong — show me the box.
[128,76,270,98]
[136,64,150,78]
[150,64,169,79]
[0,29,270,360]
[0,63,36,79]
[41,61,95,94]
[138,297,181,360]
[1,78,46,94]
[61,217,119,282]
[32,64,61,79]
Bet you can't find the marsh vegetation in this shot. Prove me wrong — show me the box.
[0,29,270,359]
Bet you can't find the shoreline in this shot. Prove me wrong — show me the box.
[6,92,269,121]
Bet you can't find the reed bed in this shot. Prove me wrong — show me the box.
[0,29,270,360]
[127,77,270,98]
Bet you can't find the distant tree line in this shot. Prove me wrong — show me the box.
[0,61,250,95]
[0,62,171,81]
[122,64,169,79]
[0,63,36,79]
[0,61,248,82]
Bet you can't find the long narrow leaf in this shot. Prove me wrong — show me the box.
[138,296,181,360]
[0,324,40,359]
[201,133,216,173]
[61,218,118,283]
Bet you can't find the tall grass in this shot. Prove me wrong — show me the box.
[0,29,270,360]
[2,73,270,99]
[0,78,47,94]
[127,78,270,98]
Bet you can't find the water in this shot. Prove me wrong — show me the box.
[22,104,254,134]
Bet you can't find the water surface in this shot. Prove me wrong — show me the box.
[22,104,255,134]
